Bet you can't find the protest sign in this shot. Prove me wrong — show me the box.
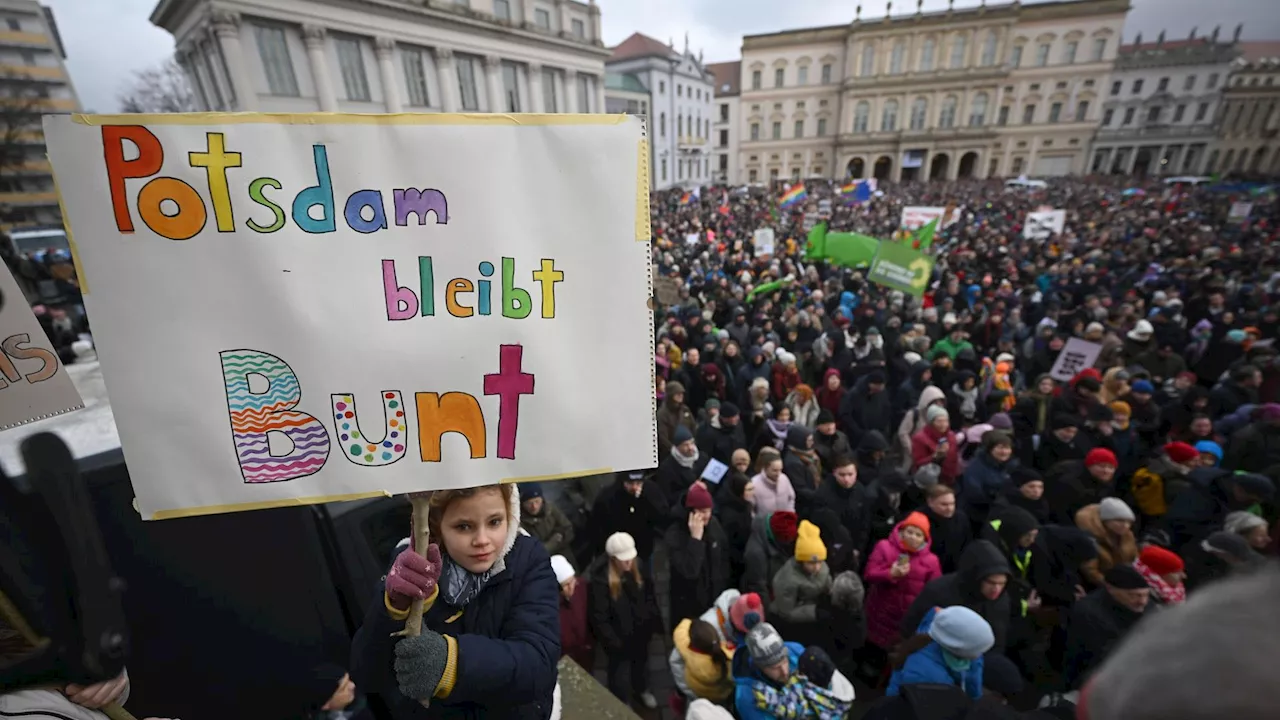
[700,458,728,485]
[1024,209,1067,240]
[0,267,84,430]
[1228,201,1253,222]
[753,227,775,256]
[653,276,683,306]
[867,242,934,297]
[685,232,700,245]
[900,206,958,230]
[1049,338,1102,382]
[45,113,655,519]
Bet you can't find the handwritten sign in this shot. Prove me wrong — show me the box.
[45,113,656,519]
[1228,201,1253,223]
[900,206,959,231]
[1050,338,1102,382]
[753,228,775,256]
[0,266,84,430]
[1024,210,1066,240]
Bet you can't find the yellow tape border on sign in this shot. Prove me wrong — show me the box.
[69,111,631,126]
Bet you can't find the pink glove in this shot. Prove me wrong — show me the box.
[387,543,442,610]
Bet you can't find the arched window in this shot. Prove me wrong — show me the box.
[861,42,876,76]
[969,92,989,126]
[910,97,928,129]
[853,101,870,132]
[938,95,958,128]
[890,40,906,74]
[881,99,899,131]
[950,33,969,69]
[919,37,936,71]
[981,30,998,66]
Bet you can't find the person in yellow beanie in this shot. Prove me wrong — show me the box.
[769,520,832,647]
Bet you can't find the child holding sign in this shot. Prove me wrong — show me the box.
[351,484,560,719]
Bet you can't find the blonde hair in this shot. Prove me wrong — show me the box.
[426,484,513,544]
[607,556,644,600]
[756,447,782,472]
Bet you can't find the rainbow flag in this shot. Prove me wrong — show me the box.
[779,184,807,208]
[679,191,693,206]
[839,181,857,196]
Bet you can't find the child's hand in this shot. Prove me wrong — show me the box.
[387,543,443,610]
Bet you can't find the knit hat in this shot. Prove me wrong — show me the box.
[1131,379,1155,394]
[1195,440,1224,464]
[1224,510,1268,536]
[1232,472,1276,502]
[1099,497,1136,523]
[685,482,714,510]
[1163,442,1199,466]
[1128,319,1154,341]
[705,398,721,411]
[815,409,835,426]
[794,520,827,562]
[1076,377,1102,393]
[1203,531,1260,563]
[746,622,789,669]
[673,425,695,445]
[830,571,866,610]
[720,402,740,419]
[982,653,1024,697]
[926,405,949,424]
[1085,448,1118,469]
[928,606,995,659]
[983,430,1014,451]
[667,381,686,397]
[1138,546,1184,576]
[798,646,836,688]
[1051,412,1080,430]
[1109,401,1131,417]
[989,412,1013,431]
[521,482,544,500]
[730,592,765,633]
[1089,404,1115,423]
[1011,467,1043,487]
[605,532,638,561]
[878,470,912,494]
[898,511,932,542]
[1259,404,1280,422]
[550,554,576,584]
[1103,565,1148,590]
[769,511,799,544]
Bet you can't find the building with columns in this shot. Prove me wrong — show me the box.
[1212,41,1280,176]
[708,60,740,183]
[606,32,714,190]
[1090,29,1239,176]
[150,0,609,116]
[738,0,1127,183]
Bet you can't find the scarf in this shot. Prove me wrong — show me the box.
[1134,559,1186,605]
[440,550,504,607]
[766,419,791,450]
[747,672,851,720]
[673,444,700,469]
[789,446,822,485]
[952,383,979,418]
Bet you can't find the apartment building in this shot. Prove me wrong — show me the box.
[708,60,739,183]
[1213,40,1280,175]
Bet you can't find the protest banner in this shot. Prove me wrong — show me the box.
[1049,338,1102,382]
[867,242,934,297]
[653,276,683,306]
[1228,201,1253,222]
[45,113,656,520]
[0,267,84,430]
[900,205,959,230]
[1024,209,1067,240]
[753,227,776,256]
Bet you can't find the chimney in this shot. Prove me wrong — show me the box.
[1211,26,1219,43]
[1134,32,1142,47]
[1156,30,1164,47]
[1234,24,1242,42]
[1189,26,1197,41]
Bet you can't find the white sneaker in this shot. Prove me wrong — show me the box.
[639,691,658,709]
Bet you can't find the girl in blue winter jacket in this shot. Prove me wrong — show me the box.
[351,484,561,720]
[886,605,994,700]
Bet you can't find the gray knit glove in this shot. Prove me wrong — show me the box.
[394,631,450,701]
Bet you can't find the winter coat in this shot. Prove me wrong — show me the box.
[897,386,947,471]
[770,558,833,625]
[716,493,754,587]
[864,520,943,649]
[559,579,594,670]
[840,377,896,447]
[815,475,873,560]
[0,689,131,720]
[587,555,659,656]
[751,472,797,518]
[1129,454,1191,519]
[671,618,734,702]
[786,391,821,430]
[590,476,669,560]
[742,515,792,600]
[866,478,911,545]
[657,396,698,458]
[1223,421,1280,473]
[1043,460,1115,526]
[911,424,961,486]
[1208,380,1257,419]
[732,643,854,720]
[1063,588,1149,689]
[351,493,560,720]
[1035,432,1085,473]
[812,427,853,476]
[668,589,745,701]
[886,608,985,701]
[1164,467,1239,556]
[665,514,731,625]
[656,451,708,504]
[1074,504,1137,585]
[919,504,974,575]
[696,418,748,467]
[1030,525,1098,610]
[901,540,1012,654]
[783,427,824,492]
[958,448,1013,525]
[521,502,575,565]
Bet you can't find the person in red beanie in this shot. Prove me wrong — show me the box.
[1134,546,1186,605]
[665,481,730,625]
[1043,447,1118,525]
[743,511,798,599]
[1131,441,1197,520]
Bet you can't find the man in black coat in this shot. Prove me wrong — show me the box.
[814,455,872,564]
[695,402,747,466]
[655,425,708,501]
[1063,566,1153,690]
[1207,364,1260,418]
[812,409,853,474]
[839,370,894,447]
[591,471,669,563]
[1164,468,1275,557]
[901,540,1013,654]
[663,482,730,625]
[918,484,973,574]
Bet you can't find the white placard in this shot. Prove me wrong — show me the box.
[0,266,85,430]
[1228,202,1253,222]
[900,206,959,230]
[1050,338,1102,382]
[753,228,776,256]
[45,113,656,519]
[1024,209,1067,240]
[685,232,700,245]
[701,458,728,484]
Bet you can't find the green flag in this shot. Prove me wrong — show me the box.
[867,241,935,297]
[823,231,881,269]
[747,278,789,302]
[805,222,827,260]
[912,217,939,251]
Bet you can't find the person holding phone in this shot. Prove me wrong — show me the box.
[911,406,961,487]
[861,513,942,679]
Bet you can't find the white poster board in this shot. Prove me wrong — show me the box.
[753,228,776,256]
[0,267,84,430]
[1049,338,1102,382]
[1228,202,1253,222]
[46,113,656,519]
[901,206,959,230]
[685,232,700,245]
[1024,209,1067,240]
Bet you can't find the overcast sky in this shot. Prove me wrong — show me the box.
[48,0,1280,113]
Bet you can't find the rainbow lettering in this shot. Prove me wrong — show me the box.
[221,350,331,483]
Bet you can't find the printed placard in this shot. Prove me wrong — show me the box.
[867,242,934,297]
[1024,209,1067,240]
[1228,202,1253,222]
[900,206,959,230]
[45,113,655,519]
[1050,338,1102,381]
[753,228,775,256]
[0,266,84,430]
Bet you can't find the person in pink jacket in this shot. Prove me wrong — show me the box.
[750,448,796,519]
[862,511,942,664]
